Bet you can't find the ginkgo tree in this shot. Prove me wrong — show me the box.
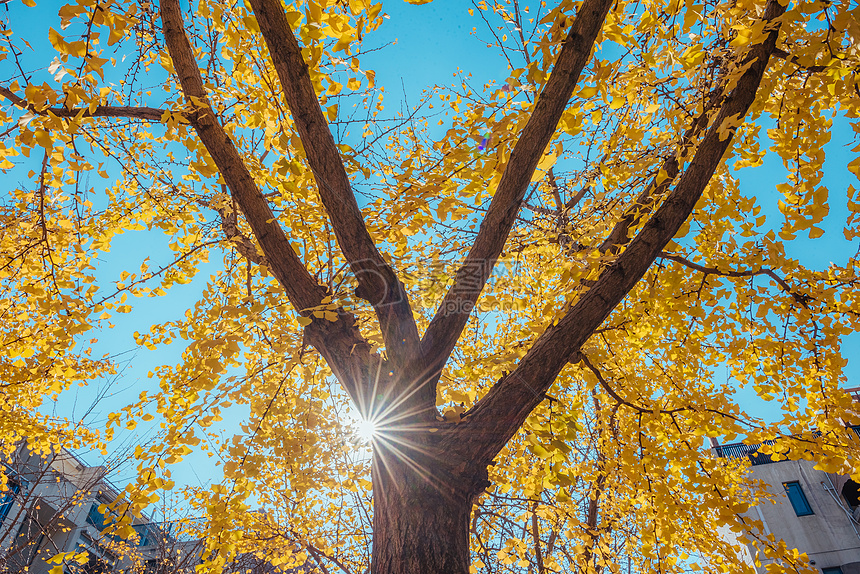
[2,0,860,571]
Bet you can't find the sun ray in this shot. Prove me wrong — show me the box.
[355,417,377,442]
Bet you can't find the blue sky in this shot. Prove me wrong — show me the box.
[730,117,860,425]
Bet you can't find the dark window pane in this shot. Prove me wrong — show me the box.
[0,480,20,523]
[822,568,843,574]
[842,480,860,508]
[86,495,117,532]
[86,502,106,529]
[784,481,814,516]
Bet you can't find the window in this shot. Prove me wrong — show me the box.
[86,502,106,529]
[0,463,23,525]
[784,481,814,516]
[85,497,125,545]
[86,494,117,531]
[822,568,843,574]
[80,551,110,574]
[0,478,20,524]
[74,534,116,574]
[842,480,860,508]
[133,522,160,547]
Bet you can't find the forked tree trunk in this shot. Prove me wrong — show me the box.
[370,446,477,574]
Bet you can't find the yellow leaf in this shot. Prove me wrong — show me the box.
[242,14,260,33]
[579,85,598,98]
[48,28,66,53]
[159,53,175,74]
[46,553,69,565]
[531,151,558,182]
[108,27,123,46]
[34,130,53,149]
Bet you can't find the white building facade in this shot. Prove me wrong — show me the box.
[714,439,860,574]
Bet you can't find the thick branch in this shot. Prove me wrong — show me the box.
[449,0,787,464]
[246,0,421,370]
[530,502,545,574]
[160,0,373,405]
[419,0,614,384]
[0,86,166,121]
[772,48,827,73]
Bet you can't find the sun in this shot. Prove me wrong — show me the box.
[355,418,377,443]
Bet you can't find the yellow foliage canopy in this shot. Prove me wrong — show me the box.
[1,0,859,572]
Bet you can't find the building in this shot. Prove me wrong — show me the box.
[0,443,204,574]
[713,435,860,574]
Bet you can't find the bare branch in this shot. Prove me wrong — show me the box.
[247,0,421,372]
[772,48,827,73]
[546,168,566,229]
[581,354,747,422]
[580,354,653,413]
[447,0,788,464]
[419,0,615,386]
[658,251,811,308]
[598,81,723,254]
[37,150,49,243]
[530,502,545,574]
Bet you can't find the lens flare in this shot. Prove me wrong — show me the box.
[356,418,377,442]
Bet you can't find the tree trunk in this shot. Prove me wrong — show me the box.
[371,444,477,574]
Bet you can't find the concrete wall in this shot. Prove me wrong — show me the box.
[744,459,860,572]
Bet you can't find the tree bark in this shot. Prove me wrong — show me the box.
[371,449,474,574]
[159,0,378,407]
[248,0,422,371]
